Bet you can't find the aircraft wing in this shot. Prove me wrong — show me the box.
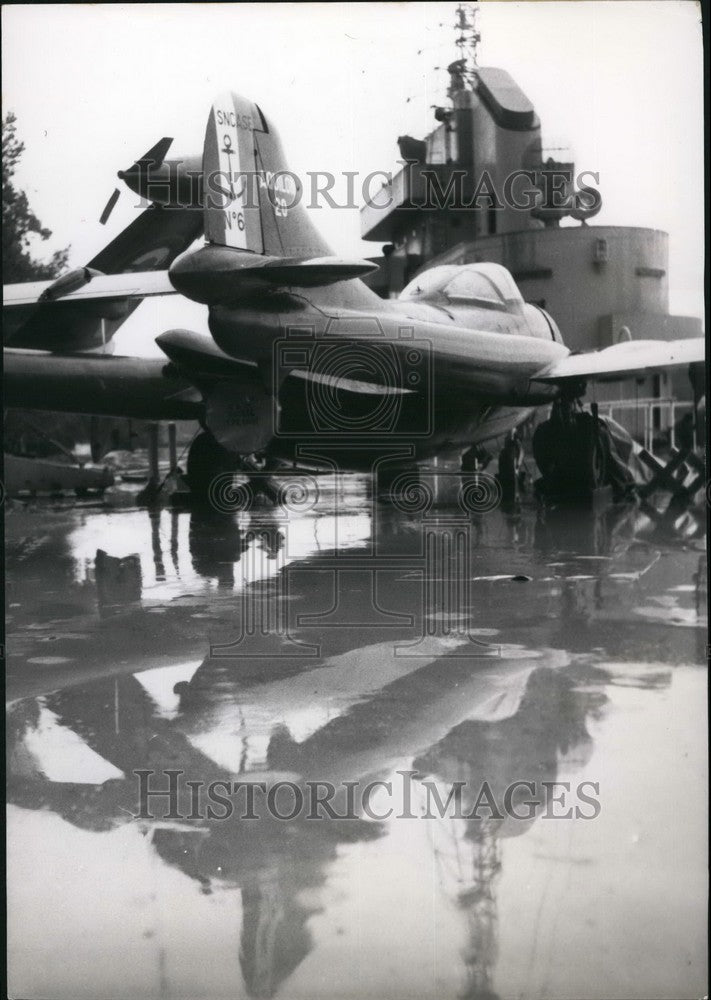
[3,331,264,423]
[533,337,705,385]
[3,270,176,308]
[3,348,203,420]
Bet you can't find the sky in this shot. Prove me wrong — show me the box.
[2,2,704,353]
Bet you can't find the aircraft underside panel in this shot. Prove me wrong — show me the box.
[263,377,535,467]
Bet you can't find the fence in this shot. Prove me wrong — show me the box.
[597,397,694,454]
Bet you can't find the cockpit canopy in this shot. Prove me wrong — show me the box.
[399,262,524,313]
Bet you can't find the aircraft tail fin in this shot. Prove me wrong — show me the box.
[202,92,333,259]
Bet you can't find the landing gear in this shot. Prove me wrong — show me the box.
[239,454,281,506]
[533,399,609,502]
[497,430,525,504]
[186,431,281,508]
[186,431,240,504]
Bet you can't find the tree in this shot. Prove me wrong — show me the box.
[3,112,78,458]
[2,111,69,281]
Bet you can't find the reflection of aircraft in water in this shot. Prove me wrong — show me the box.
[9,494,698,711]
[6,632,608,999]
[188,508,249,587]
[175,642,571,785]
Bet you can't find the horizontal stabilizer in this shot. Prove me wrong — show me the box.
[168,244,378,303]
[256,257,379,286]
[5,256,377,313]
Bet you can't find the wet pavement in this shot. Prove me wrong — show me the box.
[5,478,708,1000]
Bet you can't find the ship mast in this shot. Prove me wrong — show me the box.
[447,3,481,100]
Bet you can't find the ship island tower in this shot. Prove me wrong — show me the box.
[360,3,701,427]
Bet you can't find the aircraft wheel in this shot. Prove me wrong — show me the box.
[579,420,607,492]
[186,431,240,505]
[497,432,523,502]
[532,420,556,482]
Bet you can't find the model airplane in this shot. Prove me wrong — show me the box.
[3,92,705,498]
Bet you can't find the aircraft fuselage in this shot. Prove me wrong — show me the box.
[200,283,566,464]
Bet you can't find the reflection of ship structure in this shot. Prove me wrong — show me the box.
[361,3,701,428]
[412,668,597,1000]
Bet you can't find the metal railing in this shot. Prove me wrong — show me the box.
[597,397,693,454]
